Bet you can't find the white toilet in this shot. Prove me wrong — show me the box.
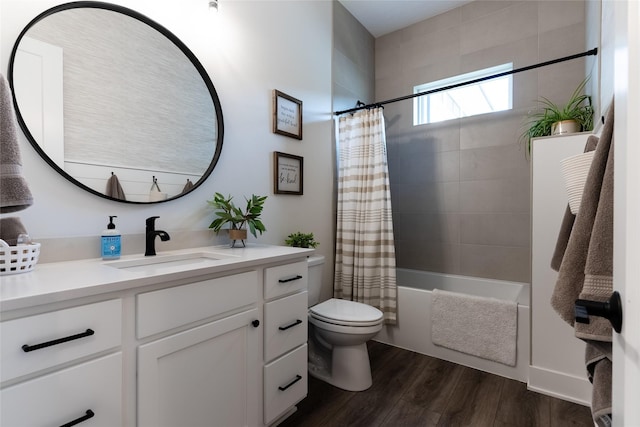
[306,256,384,391]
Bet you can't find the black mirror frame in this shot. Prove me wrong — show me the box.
[8,1,224,204]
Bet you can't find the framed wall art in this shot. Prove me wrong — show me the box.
[273,90,302,140]
[274,151,303,195]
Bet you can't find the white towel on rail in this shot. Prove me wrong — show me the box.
[431,289,517,366]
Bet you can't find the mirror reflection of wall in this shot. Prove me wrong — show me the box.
[11,4,223,203]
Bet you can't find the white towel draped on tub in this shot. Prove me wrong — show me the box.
[431,289,518,366]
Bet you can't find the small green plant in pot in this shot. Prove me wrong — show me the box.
[522,77,594,154]
[285,232,319,248]
[207,192,267,247]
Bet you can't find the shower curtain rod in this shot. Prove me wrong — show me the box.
[334,48,598,116]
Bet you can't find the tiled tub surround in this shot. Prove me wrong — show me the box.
[376,0,590,283]
[0,244,313,426]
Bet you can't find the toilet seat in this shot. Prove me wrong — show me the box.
[309,298,383,327]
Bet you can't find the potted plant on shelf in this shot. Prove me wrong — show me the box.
[284,232,319,248]
[207,192,267,247]
[522,77,594,154]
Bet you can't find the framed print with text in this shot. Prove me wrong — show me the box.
[273,90,302,140]
[274,151,303,195]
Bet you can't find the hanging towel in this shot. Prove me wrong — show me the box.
[0,217,28,246]
[149,176,167,202]
[181,178,194,194]
[431,289,517,366]
[551,103,614,427]
[551,135,599,271]
[0,73,33,213]
[105,173,126,200]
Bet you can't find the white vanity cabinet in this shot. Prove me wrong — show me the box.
[0,299,123,427]
[0,245,313,427]
[137,271,262,427]
[263,261,309,425]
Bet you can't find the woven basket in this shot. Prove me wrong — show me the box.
[0,241,41,275]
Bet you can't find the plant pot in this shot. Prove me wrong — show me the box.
[551,120,581,136]
[228,229,247,248]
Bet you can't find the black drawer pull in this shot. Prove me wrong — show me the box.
[59,409,95,427]
[278,374,302,391]
[22,329,95,353]
[278,275,302,283]
[279,319,303,331]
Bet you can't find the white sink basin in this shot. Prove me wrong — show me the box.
[105,252,234,274]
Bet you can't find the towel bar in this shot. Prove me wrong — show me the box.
[575,291,622,333]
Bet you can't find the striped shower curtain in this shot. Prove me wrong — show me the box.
[334,107,397,325]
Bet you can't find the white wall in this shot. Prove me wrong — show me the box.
[529,134,592,405]
[0,0,334,281]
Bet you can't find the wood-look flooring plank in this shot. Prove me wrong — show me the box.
[278,375,354,427]
[401,356,465,413]
[282,342,594,427]
[379,398,441,427]
[549,397,594,427]
[326,344,428,427]
[435,366,504,427]
[493,377,551,427]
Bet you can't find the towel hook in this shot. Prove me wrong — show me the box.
[151,176,161,192]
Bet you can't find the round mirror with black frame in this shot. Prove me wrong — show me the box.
[8,1,224,203]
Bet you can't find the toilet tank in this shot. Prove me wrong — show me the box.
[307,255,325,307]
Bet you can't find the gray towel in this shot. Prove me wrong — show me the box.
[551,135,599,271]
[551,103,614,427]
[0,217,28,246]
[0,73,33,213]
[181,179,194,194]
[105,173,126,200]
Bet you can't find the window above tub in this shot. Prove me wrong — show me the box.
[413,63,513,126]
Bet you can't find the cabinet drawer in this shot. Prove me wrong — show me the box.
[264,261,308,300]
[264,291,308,362]
[137,270,258,338]
[1,352,122,427]
[264,344,307,425]
[1,299,122,382]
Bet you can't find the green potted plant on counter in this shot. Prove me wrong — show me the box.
[522,77,594,154]
[207,192,267,247]
[284,231,319,248]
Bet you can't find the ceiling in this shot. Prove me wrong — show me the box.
[338,0,473,38]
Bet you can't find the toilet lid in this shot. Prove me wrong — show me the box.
[309,298,383,326]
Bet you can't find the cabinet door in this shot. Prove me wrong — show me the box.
[138,308,260,427]
[1,353,122,427]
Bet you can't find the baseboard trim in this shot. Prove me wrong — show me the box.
[528,365,592,406]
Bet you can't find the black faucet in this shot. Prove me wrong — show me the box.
[145,216,170,256]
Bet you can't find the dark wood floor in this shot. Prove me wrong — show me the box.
[279,341,594,427]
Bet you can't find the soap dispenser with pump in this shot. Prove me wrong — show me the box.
[101,215,121,260]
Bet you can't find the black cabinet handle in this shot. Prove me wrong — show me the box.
[22,329,95,353]
[278,275,302,283]
[575,291,623,333]
[59,409,95,427]
[252,319,260,328]
[278,374,302,391]
[279,319,303,331]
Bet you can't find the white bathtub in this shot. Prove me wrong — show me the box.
[375,269,530,382]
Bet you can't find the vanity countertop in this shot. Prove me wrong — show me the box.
[0,244,314,313]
